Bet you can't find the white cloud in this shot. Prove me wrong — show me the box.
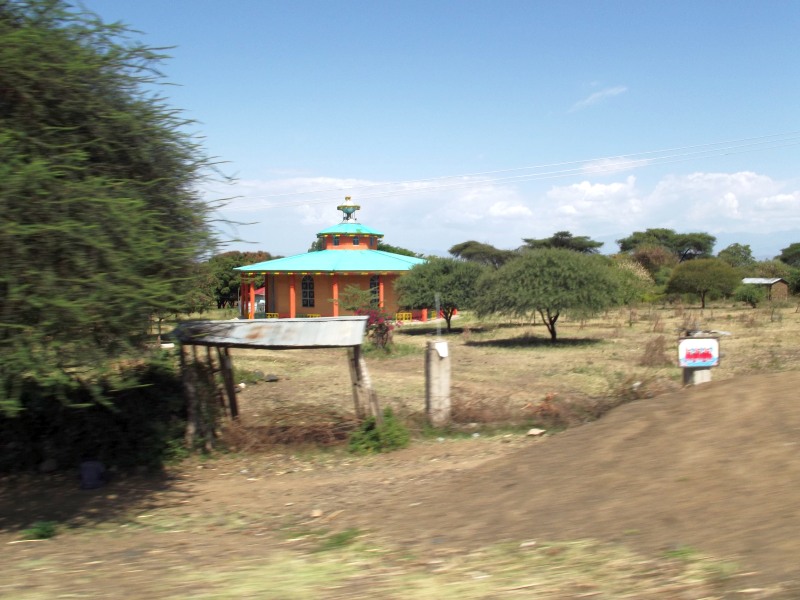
[211,169,800,258]
[569,85,628,112]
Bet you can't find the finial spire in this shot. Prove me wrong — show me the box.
[336,196,360,221]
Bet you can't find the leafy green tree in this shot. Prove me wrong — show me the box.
[777,243,800,268]
[717,243,756,269]
[395,257,486,331]
[522,231,603,254]
[475,249,622,342]
[205,250,275,308]
[448,240,516,269]
[1,1,218,411]
[377,242,422,257]
[753,259,793,279]
[666,259,740,308]
[617,229,715,262]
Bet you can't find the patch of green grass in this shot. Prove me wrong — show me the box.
[21,521,58,540]
[316,528,362,552]
[663,545,698,560]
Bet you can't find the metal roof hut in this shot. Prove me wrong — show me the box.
[235,198,426,320]
[172,316,381,450]
[741,278,790,301]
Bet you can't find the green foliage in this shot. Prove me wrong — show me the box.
[395,257,486,331]
[717,243,755,268]
[0,352,187,471]
[448,240,517,268]
[336,285,375,313]
[316,528,362,552]
[376,242,422,257]
[522,231,604,254]
[0,0,219,412]
[733,284,767,308]
[204,250,277,309]
[753,259,793,279]
[348,408,410,454]
[776,243,800,268]
[475,249,622,342]
[666,258,740,308]
[617,229,716,262]
[22,520,58,540]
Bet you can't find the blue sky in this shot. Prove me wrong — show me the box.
[82,0,800,259]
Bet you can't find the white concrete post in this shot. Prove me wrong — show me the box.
[425,340,451,427]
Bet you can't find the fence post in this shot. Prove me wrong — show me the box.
[426,340,451,427]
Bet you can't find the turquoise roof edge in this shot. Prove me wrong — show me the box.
[235,249,425,273]
[316,222,384,236]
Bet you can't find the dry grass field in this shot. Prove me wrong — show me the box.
[2,301,800,598]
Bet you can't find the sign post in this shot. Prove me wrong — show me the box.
[678,335,720,386]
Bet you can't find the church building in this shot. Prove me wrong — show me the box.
[235,198,427,319]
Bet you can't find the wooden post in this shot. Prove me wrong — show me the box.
[358,350,383,426]
[347,346,366,420]
[217,346,239,419]
[180,344,197,448]
[425,340,451,427]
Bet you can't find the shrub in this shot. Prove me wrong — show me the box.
[348,408,409,454]
[733,285,766,308]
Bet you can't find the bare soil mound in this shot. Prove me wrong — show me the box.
[339,370,800,588]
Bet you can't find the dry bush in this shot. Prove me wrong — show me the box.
[738,312,760,329]
[639,335,671,367]
[524,392,581,429]
[450,393,520,425]
[221,404,358,451]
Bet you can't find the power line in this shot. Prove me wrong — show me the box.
[212,130,800,208]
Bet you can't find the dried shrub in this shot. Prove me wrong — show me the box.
[450,394,518,424]
[524,393,582,429]
[639,335,671,367]
[220,404,358,451]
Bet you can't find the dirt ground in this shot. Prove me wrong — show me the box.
[3,313,800,598]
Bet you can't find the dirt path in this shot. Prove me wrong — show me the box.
[3,370,800,597]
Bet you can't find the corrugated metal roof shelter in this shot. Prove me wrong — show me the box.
[741,278,790,301]
[173,316,369,349]
[172,317,379,448]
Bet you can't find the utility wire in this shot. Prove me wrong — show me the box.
[210,131,800,208]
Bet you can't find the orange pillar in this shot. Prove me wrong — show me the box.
[420,308,427,322]
[289,275,296,318]
[332,274,339,317]
[249,279,255,319]
[378,277,385,309]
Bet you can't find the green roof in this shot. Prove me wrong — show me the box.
[316,222,384,237]
[235,249,424,273]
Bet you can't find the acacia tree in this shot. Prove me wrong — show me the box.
[717,243,756,269]
[475,249,622,342]
[1,1,218,411]
[395,257,486,331]
[777,243,800,268]
[522,231,603,254]
[618,229,716,262]
[449,240,517,268]
[666,259,740,308]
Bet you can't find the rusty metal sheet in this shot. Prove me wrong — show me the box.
[172,316,368,349]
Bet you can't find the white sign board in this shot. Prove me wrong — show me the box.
[678,337,720,368]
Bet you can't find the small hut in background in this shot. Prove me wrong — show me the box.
[741,278,790,301]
